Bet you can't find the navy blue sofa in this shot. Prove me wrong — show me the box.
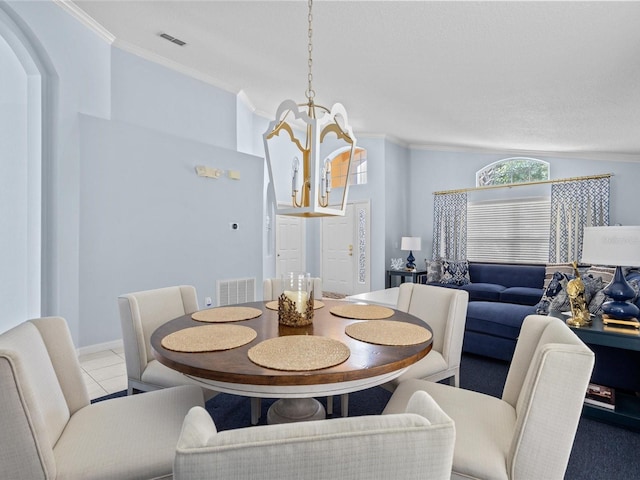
[428,263,640,392]
[428,262,544,361]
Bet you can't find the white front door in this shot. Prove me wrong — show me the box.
[322,202,370,295]
[275,215,304,278]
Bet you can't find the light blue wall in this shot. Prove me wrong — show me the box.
[408,149,640,258]
[95,50,262,346]
[236,94,255,155]
[249,114,276,282]
[5,0,111,345]
[5,0,264,347]
[384,140,411,274]
[78,115,263,346]
[111,48,236,151]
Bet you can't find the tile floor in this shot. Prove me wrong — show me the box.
[79,346,128,400]
[80,295,349,400]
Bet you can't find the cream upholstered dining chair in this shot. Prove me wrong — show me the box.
[383,282,469,390]
[118,285,260,423]
[383,315,595,480]
[0,316,204,480]
[118,285,206,395]
[174,390,455,480]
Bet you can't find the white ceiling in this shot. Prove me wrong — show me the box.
[63,1,640,161]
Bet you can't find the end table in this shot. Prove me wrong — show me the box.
[386,269,427,288]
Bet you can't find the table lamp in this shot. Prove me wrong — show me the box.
[581,226,640,327]
[401,236,422,271]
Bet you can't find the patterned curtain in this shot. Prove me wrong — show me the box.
[432,192,467,261]
[549,177,609,263]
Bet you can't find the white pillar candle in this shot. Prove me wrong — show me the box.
[283,290,308,314]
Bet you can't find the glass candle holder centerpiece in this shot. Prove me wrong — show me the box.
[278,272,314,327]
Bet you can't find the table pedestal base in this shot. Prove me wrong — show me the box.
[267,398,325,424]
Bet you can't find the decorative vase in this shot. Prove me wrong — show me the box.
[278,272,314,327]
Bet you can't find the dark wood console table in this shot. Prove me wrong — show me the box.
[561,313,640,430]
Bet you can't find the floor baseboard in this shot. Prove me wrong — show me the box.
[77,338,123,357]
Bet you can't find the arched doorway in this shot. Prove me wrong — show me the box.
[0,4,53,332]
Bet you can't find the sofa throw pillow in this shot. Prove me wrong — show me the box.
[589,278,640,315]
[586,266,635,285]
[440,260,470,286]
[426,259,443,283]
[586,265,617,285]
[550,274,603,313]
[543,263,576,289]
[536,271,568,314]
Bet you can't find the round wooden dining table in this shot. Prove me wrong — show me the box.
[151,299,432,424]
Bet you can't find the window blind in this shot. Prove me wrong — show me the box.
[467,197,550,264]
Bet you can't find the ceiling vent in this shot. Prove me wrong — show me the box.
[159,33,186,46]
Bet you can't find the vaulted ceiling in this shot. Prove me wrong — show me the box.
[64,1,640,161]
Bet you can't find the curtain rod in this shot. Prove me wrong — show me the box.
[433,173,612,195]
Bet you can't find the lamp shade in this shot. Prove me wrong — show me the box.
[581,226,640,267]
[401,237,422,252]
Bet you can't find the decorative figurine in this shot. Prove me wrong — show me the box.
[390,258,404,271]
[566,261,592,327]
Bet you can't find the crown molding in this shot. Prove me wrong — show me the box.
[54,1,242,96]
[237,90,256,113]
[357,133,410,148]
[53,0,115,44]
[408,142,640,163]
[113,37,239,94]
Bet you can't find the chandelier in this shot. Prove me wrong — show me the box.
[263,0,357,217]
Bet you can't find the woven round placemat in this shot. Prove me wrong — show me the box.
[161,325,257,352]
[264,300,325,311]
[247,336,350,371]
[192,306,262,323]
[330,304,394,320]
[345,320,432,346]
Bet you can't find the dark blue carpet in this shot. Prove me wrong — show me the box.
[94,353,640,478]
[459,354,640,479]
[204,387,393,431]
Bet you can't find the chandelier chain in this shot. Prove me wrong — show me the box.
[306,0,315,101]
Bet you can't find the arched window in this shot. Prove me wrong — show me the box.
[476,157,549,187]
[328,147,367,187]
[469,157,551,263]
